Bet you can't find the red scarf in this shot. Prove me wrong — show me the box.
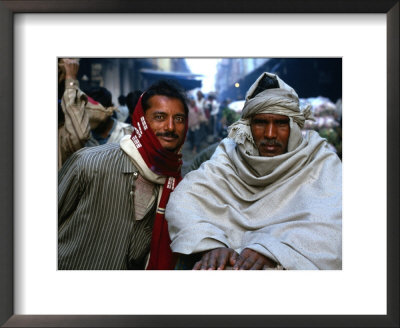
[130,95,187,270]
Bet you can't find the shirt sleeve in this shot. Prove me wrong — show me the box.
[58,79,91,167]
[58,149,86,229]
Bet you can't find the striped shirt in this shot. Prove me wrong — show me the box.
[58,143,158,270]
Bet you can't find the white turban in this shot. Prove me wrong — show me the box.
[228,72,313,155]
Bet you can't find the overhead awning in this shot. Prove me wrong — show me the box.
[140,69,203,91]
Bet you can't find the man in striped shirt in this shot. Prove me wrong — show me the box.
[58,80,188,270]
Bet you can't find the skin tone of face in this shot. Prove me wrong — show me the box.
[250,113,290,157]
[144,95,187,153]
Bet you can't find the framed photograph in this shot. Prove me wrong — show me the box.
[1,1,398,327]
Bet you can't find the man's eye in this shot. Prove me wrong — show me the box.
[175,116,185,123]
[155,115,164,120]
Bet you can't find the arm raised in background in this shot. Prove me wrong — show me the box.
[58,58,91,168]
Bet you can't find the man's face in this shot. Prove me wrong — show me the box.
[250,113,290,157]
[144,95,187,153]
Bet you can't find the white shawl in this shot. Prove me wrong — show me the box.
[165,72,342,270]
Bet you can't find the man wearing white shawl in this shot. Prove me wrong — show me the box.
[165,72,342,270]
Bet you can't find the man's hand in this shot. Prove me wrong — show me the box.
[62,58,80,80]
[233,248,276,270]
[193,247,239,270]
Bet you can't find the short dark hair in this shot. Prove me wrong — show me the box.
[85,86,113,108]
[118,95,126,106]
[142,79,188,116]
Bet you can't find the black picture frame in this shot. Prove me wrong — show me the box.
[0,1,398,327]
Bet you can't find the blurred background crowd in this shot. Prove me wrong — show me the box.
[58,57,342,175]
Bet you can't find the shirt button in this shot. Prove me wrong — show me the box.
[133,172,138,178]
[130,191,134,196]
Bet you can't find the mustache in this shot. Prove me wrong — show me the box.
[259,139,283,147]
[155,132,179,139]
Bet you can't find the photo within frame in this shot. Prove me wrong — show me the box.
[57,57,342,271]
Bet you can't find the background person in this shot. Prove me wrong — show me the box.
[83,86,133,147]
[58,58,132,169]
[115,94,130,122]
[58,58,91,169]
